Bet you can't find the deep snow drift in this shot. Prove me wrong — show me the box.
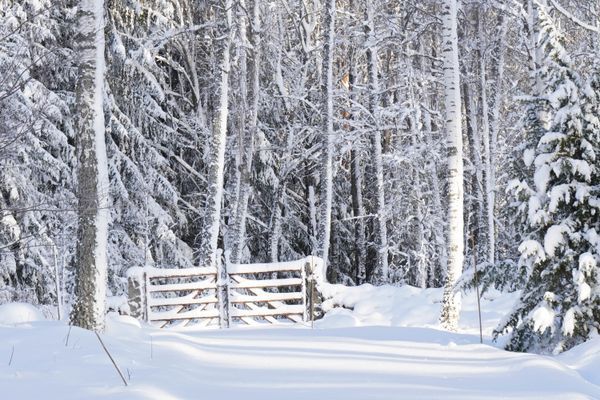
[1,286,600,399]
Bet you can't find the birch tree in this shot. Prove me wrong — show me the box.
[229,0,261,265]
[317,0,336,266]
[197,0,233,269]
[70,0,109,331]
[440,0,464,331]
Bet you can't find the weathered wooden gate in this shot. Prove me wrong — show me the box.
[127,256,322,328]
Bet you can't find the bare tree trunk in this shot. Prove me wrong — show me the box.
[350,149,367,285]
[269,25,292,263]
[489,11,507,260]
[462,76,483,266]
[407,66,426,287]
[229,0,261,265]
[423,109,447,287]
[346,45,367,285]
[478,6,495,265]
[440,0,464,331]
[269,180,286,263]
[198,0,232,269]
[365,0,388,282]
[70,0,109,331]
[316,0,335,267]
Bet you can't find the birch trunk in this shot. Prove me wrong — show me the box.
[198,0,232,269]
[229,0,260,265]
[70,0,109,331]
[316,0,335,266]
[365,0,388,282]
[440,0,464,331]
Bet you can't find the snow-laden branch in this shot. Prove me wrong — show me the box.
[549,0,599,32]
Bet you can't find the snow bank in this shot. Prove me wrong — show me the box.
[0,302,45,325]
[105,312,142,338]
[2,286,600,399]
[559,336,600,385]
[2,318,600,399]
[318,283,520,338]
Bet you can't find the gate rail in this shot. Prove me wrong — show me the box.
[127,255,324,328]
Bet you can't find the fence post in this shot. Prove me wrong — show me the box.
[304,257,320,324]
[217,249,230,328]
[127,268,146,320]
[302,259,309,322]
[309,256,323,323]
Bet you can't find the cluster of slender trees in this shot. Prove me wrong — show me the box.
[2,0,600,353]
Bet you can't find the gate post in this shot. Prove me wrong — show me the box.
[127,267,146,321]
[302,259,309,322]
[216,249,230,328]
[304,257,319,324]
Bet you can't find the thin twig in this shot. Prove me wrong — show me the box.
[65,326,72,347]
[94,332,128,386]
[8,345,14,366]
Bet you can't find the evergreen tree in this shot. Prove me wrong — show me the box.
[495,5,600,353]
[0,0,77,306]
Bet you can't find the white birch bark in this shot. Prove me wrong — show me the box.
[229,0,260,265]
[198,0,233,269]
[316,0,335,266]
[365,0,388,282]
[440,0,464,331]
[70,0,109,331]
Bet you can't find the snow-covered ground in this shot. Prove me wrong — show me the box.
[2,287,600,399]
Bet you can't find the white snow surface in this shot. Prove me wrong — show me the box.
[3,286,600,399]
[0,303,45,325]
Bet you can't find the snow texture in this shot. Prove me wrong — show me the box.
[0,303,45,325]
[3,287,600,399]
[544,224,569,257]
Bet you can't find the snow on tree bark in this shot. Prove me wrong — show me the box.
[198,0,233,269]
[364,0,389,283]
[70,0,110,331]
[440,0,464,331]
[317,0,336,267]
[496,3,600,354]
[229,0,261,265]
[478,6,495,266]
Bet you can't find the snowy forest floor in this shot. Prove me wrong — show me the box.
[2,287,600,399]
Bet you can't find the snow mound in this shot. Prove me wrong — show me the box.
[559,336,600,384]
[0,302,45,325]
[316,308,361,328]
[105,312,142,337]
[320,283,520,337]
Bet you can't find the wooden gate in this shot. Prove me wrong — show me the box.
[127,256,322,328]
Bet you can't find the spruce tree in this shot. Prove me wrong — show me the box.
[496,5,600,353]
